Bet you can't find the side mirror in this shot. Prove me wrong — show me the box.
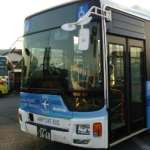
[25,48,30,56]
[78,28,90,51]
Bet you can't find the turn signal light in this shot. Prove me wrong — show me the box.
[18,113,22,121]
[93,123,102,137]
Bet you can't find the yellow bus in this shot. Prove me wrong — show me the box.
[0,56,14,91]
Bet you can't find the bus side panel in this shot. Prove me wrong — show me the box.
[146,81,150,129]
[145,21,150,129]
[145,21,150,81]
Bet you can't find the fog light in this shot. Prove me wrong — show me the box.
[77,124,90,135]
[74,139,90,144]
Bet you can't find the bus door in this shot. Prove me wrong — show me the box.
[128,39,145,132]
[107,35,146,143]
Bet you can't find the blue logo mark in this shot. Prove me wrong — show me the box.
[25,19,31,34]
[40,95,51,114]
[77,4,89,21]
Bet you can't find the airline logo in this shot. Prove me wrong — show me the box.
[40,95,51,114]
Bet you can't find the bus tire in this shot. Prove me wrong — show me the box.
[0,91,2,97]
[148,129,150,133]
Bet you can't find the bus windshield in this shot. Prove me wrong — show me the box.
[21,0,104,111]
[22,22,102,92]
[0,67,7,76]
[0,57,14,76]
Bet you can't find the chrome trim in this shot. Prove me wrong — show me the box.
[101,3,109,109]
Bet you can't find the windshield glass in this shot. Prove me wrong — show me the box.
[0,67,7,76]
[22,22,102,92]
[21,0,104,112]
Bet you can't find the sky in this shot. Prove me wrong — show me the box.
[0,0,150,49]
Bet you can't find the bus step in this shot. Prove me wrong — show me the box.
[109,128,147,147]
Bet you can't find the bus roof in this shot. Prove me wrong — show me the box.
[25,0,150,21]
[0,56,13,65]
[105,0,150,21]
[0,56,9,59]
[25,0,84,20]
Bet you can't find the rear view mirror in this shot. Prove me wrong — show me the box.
[78,28,90,51]
[25,48,30,56]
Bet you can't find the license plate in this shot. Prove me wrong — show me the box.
[37,126,51,140]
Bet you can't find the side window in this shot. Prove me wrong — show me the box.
[130,47,143,102]
[108,44,124,86]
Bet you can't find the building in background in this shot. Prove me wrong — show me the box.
[0,37,23,90]
[0,37,23,67]
[0,50,9,56]
[2,49,22,67]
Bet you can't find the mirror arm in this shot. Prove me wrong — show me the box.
[61,6,111,31]
[83,6,111,22]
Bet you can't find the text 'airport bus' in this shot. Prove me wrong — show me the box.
[0,56,14,91]
[18,0,150,148]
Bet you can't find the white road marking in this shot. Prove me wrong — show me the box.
[131,137,150,150]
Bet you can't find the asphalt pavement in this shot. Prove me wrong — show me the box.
[0,91,150,150]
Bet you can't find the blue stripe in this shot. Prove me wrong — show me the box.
[20,92,107,120]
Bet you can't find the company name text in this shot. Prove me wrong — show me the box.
[37,117,60,126]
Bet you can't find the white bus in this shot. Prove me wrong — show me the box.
[0,56,14,91]
[18,0,150,149]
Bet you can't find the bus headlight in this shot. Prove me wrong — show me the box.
[77,125,90,135]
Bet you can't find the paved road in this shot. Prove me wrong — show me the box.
[0,91,150,150]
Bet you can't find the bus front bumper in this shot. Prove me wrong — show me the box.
[18,108,108,149]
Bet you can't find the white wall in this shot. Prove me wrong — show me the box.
[4,53,22,62]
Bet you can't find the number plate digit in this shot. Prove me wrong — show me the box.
[37,126,51,140]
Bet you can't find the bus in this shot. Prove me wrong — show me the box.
[18,0,150,148]
[0,56,14,91]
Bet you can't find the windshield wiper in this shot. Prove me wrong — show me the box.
[44,47,65,95]
[49,72,65,95]
[26,47,48,92]
[26,47,65,95]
